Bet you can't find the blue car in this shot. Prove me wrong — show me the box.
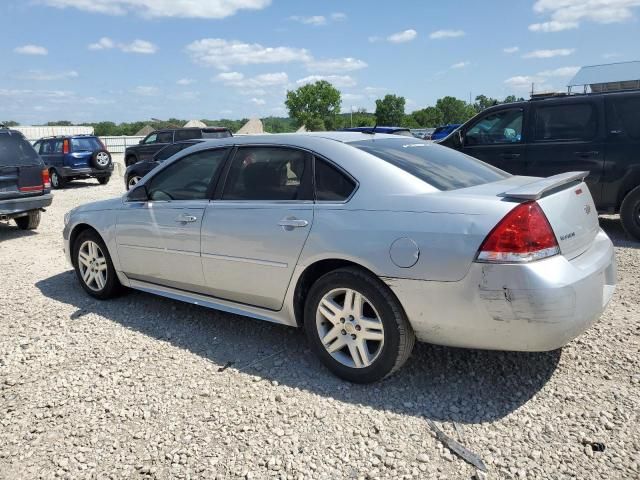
[341,126,413,137]
[430,124,462,141]
[32,135,113,188]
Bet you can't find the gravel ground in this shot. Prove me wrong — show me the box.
[1,177,639,480]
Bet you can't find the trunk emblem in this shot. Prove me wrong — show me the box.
[575,188,583,195]
[584,205,591,214]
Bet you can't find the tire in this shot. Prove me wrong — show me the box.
[50,169,66,189]
[620,185,640,241]
[73,229,121,300]
[91,150,112,170]
[125,155,137,167]
[97,176,110,185]
[14,210,41,230]
[304,267,415,383]
[126,174,142,190]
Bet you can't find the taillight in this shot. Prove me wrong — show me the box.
[476,202,559,263]
[99,138,107,150]
[42,169,51,189]
[63,139,70,154]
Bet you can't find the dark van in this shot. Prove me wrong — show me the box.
[440,90,640,239]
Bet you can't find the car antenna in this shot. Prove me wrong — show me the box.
[363,123,377,135]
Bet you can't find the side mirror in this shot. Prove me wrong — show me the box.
[127,184,149,202]
[138,139,144,144]
[453,129,464,148]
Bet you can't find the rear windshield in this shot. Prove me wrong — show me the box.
[71,137,102,151]
[351,138,508,191]
[0,132,41,166]
[202,130,231,139]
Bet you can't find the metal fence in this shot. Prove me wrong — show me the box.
[99,136,144,153]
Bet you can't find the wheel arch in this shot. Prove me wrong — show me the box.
[69,223,103,266]
[616,168,640,211]
[292,258,395,327]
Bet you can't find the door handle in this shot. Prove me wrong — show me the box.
[176,213,198,223]
[278,217,309,230]
[574,151,599,158]
[500,153,521,159]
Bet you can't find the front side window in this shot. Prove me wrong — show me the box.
[146,148,228,201]
[534,103,597,141]
[223,147,309,201]
[352,138,508,191]
[465,109,523,146]
[315,158,356,201]
[144,133,157,144]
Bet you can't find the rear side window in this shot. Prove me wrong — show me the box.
[71,137,102,151]
[352,138,508,191]
[606,96,640,140]
[315,158,356,201]
[534,103,597,141]
[174,129,201,141]
[202,129,232,139]
[0,133,41,166]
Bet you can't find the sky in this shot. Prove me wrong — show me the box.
[1,0,639,125]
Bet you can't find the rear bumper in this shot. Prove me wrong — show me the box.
[60,165,113,177]
[386,229,616,351]
[0,193,52,217]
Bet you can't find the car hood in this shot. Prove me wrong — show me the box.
[73,196,123,213]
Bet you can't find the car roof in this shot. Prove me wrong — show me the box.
[189,131,401,148]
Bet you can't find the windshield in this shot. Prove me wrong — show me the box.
[71,137,102,151]
[351,138,508,191]
[0,133,41,166]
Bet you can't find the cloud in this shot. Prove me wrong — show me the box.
[214,71,288,91]
[305,57,367,73]
[429,29,465,39]
[20,70,79,81]
[296,75,356,88]
[88,37,157,54]
[503,46,519,54]
[451,61,470,69]
[132,86,160,96]
[14,44,48,55]
[331,12,347,21]
[121,39,157,54]
[289,15,326,26]
[603,52,623,59]
[522,48,575,58]
[537,66,580,77]
[504,75,554,92]
[186,38,311,70]
[250,97,266,105]
[387,29,417,43]
[39,0,272,19]
[529,0,640,32]
[177,78,195,85]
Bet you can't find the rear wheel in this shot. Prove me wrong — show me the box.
[50,169,66,189]
[73,229,121,299]
[304,267,415,383]
[97,176,110,185]
[620,185,640,240]
[14,210,41,230]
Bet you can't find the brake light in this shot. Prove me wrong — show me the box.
[476,202,559,263]
[99,138,107,150]
[42,168,50,189]
[63,139,70,154]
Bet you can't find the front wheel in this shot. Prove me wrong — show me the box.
[126,174,142,190]
[620,185,640,240]
[73,229,121,299]
[304,267,415,383]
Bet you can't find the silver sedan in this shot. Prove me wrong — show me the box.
[63,133,616,383]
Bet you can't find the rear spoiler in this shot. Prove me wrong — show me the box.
[498,171,589,201]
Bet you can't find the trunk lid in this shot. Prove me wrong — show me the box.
[500,172,599,260]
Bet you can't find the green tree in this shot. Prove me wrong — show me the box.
[435,96,475,124]
[46,120,73,126]
[411,107,443,127]
[374,94,405,125]
[1,120,19,127]
[474,95,499,113]
[285,80,341,131]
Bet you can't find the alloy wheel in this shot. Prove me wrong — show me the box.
[96,152,110,167]
[77,240,108,292]
[128,176,142,188]
[315,288,385,368]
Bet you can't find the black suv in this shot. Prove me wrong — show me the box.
[124,127,231,167]
[0,126,52,230]
[440,90,640,239]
